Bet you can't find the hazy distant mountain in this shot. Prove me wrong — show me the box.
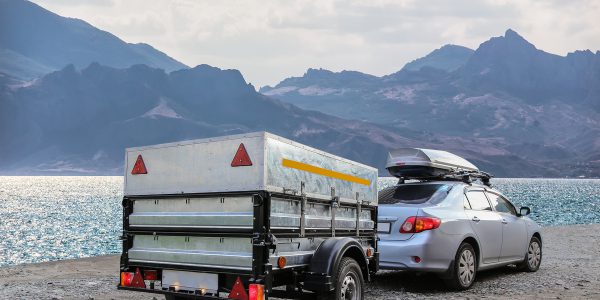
[461,29,599,105]
[0,63,421,175]
[0,62,562,176]
[1,1,597,179]
[401,44,474,72]
[261,29,600,177]
[0,0,188,80]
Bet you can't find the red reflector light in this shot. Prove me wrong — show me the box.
[413,256,422,263]
[143,269,158,281]
[231,143,253,167]
[400,216,441,233]
[130,268,146,288]
[249,284,264,300]
[120,272,134,287]
[131,155,148,175]
[228,276,248,300]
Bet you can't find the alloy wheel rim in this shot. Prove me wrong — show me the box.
[528,241,541,269]
[340,273,359,300]
[458,248,475,286]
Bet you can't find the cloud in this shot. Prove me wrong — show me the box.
[30,0,600,87]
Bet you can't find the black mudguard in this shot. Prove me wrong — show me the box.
[303,237,370,292]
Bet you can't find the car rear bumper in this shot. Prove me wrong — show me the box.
[378,230,457,273]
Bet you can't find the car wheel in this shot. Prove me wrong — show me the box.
[518,236,542,272]
[321,257,364,300]
[444,242,477,290]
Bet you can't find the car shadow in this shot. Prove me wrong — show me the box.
[370,265,523,293]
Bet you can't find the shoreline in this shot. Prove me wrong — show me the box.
[1,224,599,299]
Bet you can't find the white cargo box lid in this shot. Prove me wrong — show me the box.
[386,148,478,178]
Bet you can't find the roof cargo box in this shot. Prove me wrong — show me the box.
[386,148,478,179]
[124,132,378,204]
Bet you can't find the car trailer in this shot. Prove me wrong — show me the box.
[117,132,379,300]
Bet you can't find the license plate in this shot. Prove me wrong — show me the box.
[162,270,218,292]
[377,222,391,233]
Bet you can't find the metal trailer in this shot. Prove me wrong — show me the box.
[117,132,379,300]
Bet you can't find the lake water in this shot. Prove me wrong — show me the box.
[0,176,598,267]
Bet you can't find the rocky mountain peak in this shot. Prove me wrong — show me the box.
[401,44,474,72]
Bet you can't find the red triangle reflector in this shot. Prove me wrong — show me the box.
[231,143,252,167]
[228,276,248,300]
[131,155,148,175]
[131,268,146,288]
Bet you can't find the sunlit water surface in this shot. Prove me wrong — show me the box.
[0,176,598,267]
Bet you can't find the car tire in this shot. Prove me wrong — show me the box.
[518,236,542,272]
[320,257,364,300]
[444,242,477,290]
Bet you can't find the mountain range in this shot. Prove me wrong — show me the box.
[1,63,430,174]
[1,0,598,177]
[261,29,600,177]
[0,0,187,80]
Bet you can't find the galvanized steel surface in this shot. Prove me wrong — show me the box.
[124,132,378,204]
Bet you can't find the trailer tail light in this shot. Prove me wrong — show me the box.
[400,216,441,233]
[143,269,158,281]
[249,284,264,300]
[231,143,253,167]
[120,271,134,286]
[120,268,146,288]
[131,155,148,175]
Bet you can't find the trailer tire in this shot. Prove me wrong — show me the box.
[324,257,364,300]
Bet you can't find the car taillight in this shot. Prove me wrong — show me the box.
[400,216,441,233]
[249,284,265,300]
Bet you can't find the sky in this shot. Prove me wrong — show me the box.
[31,0,600,88]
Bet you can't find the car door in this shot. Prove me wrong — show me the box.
[486,191,528,261]
[464,189,503,264]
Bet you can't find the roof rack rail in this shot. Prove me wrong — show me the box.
[441,170,493,186]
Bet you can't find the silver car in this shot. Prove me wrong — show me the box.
[377,181,542,290]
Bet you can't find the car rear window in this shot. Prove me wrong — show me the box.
[378,184,452,205]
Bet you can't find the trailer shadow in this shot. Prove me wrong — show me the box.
[369,265,523,294]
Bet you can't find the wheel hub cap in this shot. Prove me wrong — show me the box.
[528,241,541,269]
[458,249,475,286]
[341,274,357,300]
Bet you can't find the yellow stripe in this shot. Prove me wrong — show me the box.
[281,158,371,186]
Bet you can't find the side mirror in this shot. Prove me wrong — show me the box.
[519,206,531,217]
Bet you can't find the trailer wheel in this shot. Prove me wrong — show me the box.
[329,257,364,300]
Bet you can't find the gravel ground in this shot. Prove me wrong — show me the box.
[1,224,598,299]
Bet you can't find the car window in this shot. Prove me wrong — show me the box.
[465,191,492,211]
[379,184,452,205]
[486,192,517,216]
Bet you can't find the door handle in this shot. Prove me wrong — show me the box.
[471,216,480,222]
[502,219,508,224]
